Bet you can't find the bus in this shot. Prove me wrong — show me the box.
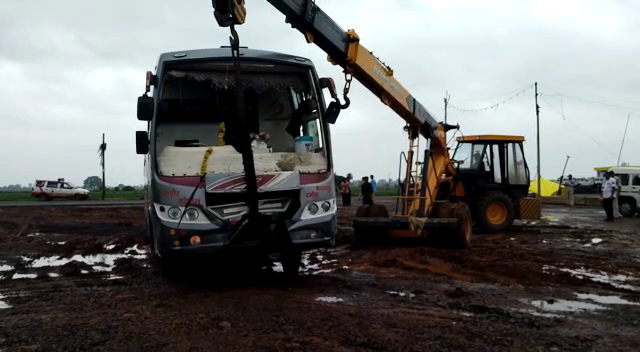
[135,47,342,279]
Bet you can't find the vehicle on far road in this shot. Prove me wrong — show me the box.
[608,167,640,217]
[592,176,604,188]
[574,177,594,188]
[31,178,90,201]
[556,176,602,193]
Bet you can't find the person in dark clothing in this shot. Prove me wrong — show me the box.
[360,176,374,205]
[345,173,353,206]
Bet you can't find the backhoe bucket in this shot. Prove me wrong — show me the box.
[352,202,472,248]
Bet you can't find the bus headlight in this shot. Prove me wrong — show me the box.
[321,201,331,213]
[184,208,200,221]
[307,203,319,215]
[167,207,182,220]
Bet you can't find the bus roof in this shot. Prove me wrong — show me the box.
[157,47,315,68]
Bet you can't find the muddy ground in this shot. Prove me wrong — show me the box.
[1,199,640,351]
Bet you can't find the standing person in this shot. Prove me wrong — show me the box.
[339,177,351,207]
[370,175,377,196]
[613,173,622,218]
[346,173,352,206]
[360,176,374,205]
[563,174,577,207]
[601,171,617,222]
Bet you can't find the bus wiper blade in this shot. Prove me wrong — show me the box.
[176,172,207,229]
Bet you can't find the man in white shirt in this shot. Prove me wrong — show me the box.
[601,171,617,222]
[612,174,622,218]
[563,174,577,207]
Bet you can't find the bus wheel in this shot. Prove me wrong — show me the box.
[152,253,182,281]
[280,248,302,277]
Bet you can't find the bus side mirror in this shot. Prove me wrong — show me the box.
[137,94,154,121]
[325,101,341,124]
[320,77,341,124]
[319,77,338,100]
[136,131,149,154]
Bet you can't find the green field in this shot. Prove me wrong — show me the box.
[0,188,397,202]
[349,189,397,197]
[0,190,145,202]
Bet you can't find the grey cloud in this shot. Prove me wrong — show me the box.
[0,0,638,186]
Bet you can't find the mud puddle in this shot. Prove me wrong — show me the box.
[0,244,148,281]
[315,296,344,303]
[387,290,416,298]
[523,292,640,315]
[11,273,38,280]
[575,293,640,305]
[543,265,640,291]
[24,245,146,272]
[528,299,606,313]
[0,294,10,309]
[271,250,344,275]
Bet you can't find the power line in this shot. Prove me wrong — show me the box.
[540,85,640,112]
[451,83,534,101]
[449,84,534,113]
[539,97,625,163]
[541,84,640,105]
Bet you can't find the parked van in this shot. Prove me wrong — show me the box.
[608,167,640,217]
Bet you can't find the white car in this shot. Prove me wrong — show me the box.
[608,167,640,217]
[31,178,90,201]
[574,177,593,187]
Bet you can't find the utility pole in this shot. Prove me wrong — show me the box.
[443,91,450,124]
[535,82,541,204]
[617,113,631,166]
[99,133,107,201]
[558,155,570,194]
[444,91,450,144]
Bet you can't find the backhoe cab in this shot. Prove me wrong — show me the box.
[452,135,533,232]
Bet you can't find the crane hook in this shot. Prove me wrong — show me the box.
[339,70,353,109]
[340,95,350,109]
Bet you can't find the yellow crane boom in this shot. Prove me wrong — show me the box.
[211,0,461,221]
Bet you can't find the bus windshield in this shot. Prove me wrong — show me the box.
[154,62,328,176]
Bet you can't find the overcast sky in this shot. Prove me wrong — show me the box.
[1,0,638,186]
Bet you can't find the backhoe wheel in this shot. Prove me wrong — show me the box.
[452,203,473,248]
[475,191,515,233]
[431,202,472,249]
[353,204,390,245]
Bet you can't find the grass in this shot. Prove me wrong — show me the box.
[0,188,399,202]
[349,189,398,197]
[0,190,145,202]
